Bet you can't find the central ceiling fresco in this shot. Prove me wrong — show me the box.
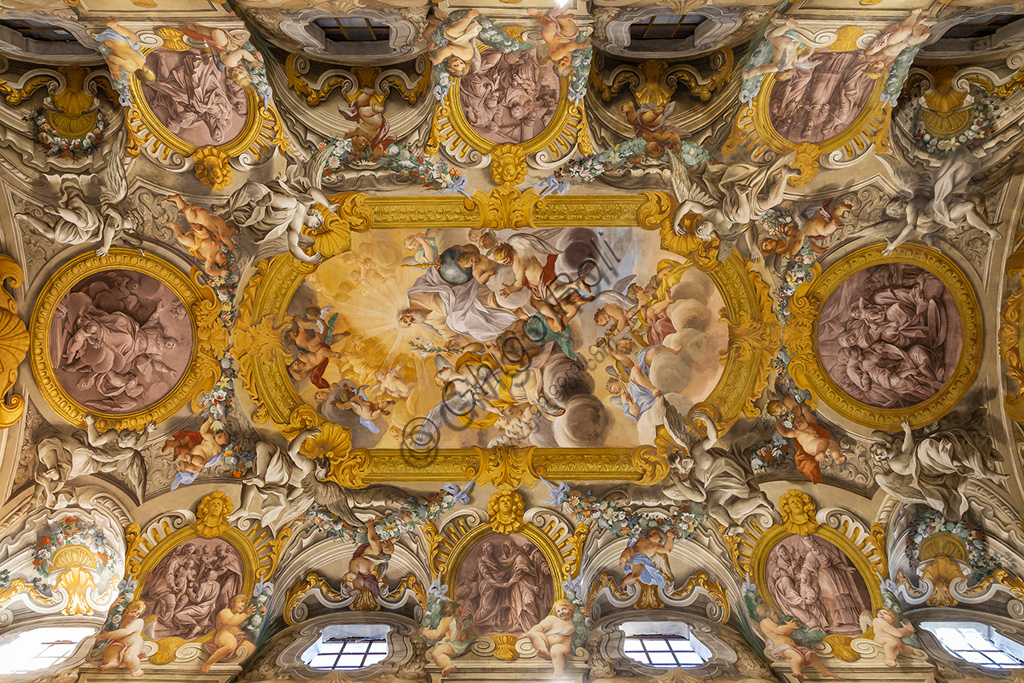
[0,0,1023,682]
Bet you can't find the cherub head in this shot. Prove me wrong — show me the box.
[606,378,623,395]
[468,228,497,251]
[876,607,896,624]
[124,599,146,622]
[491,243,515,265]
[226,65,252,87]
[593,307,610,326]
[694,220,716,241]
[552,599,575,620]
[443,55,469,77]
[229,594,248,613]
[778,489,816,532]
[214,428,230,447]
[553,56,573,77]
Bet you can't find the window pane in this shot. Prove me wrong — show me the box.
[369,641,388,653]
[343,641,370,654]
[674,652,705,665]
[936,628,973,650]
[364,653,387,666]
[623,638,645,652]
[649,651,676,665]
[988,652,1019,665]
[960,650,992,665]
[336,654,367,669]
[310,653,339,669]
[319,641,344,654]
[643,639,671,651]
[669,639,695,652]
[962,629,995,650]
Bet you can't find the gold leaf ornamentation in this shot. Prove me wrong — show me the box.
[824,634,859,661]
[666,571,731,623]
[29,250,227,432]
[192,146,233,190]
[194,491,233,539]
[470,446,542,490]
[489,143,528,186]
[487,490,525,535]
[786,142,820,187]
[630,444,669,485]
[778,489,819,537]
[0,255,27,429]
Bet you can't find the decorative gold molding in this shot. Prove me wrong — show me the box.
[730,492,883,643]
[0,74,53,105]
[285,571,347,625]
[0,255,28,430]
[0,579,59,609]
[28,249,228,432]
[125,492,288,593]
[784,243,981,430]
[1001,231,1024,424]
[439,522,568,607]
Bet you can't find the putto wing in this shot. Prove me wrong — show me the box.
[663,402,698,452]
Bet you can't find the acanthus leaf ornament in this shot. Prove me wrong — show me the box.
[470,446,542,491]
[0,255,28,430]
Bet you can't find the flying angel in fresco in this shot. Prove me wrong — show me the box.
[18,126,144,257]
[661,404,773,535]
[215,145,340,264]
[669,151,797,261]
[859,148,1000,254]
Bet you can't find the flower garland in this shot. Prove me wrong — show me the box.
[319,138,467,195]
[190,246,254,480]
[301,482,473,543]
[540,139,710,196]
[29,108,105,158]
[538,137,648,195]
[34,516,117,576]
[242,581,274,639]
[907,509,1008,586]
[908,87,1000,158]
[550,486,704,542]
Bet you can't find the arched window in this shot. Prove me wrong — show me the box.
[921,622,1024,669]
[302,624,390,671]
[0,627,95,675]
[619,621,711,668]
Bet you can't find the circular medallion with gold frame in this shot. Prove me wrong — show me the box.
[785,243,981,430]
[29,248,227,432]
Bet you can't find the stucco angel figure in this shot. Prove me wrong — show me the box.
[16,127,142,257]
[34,414,153,507]
[860,148,999,254]
[661,404,773,535]
[214,146,340,264]
[668,150,797,261]
[871,404,1007,521]
[230,428,412,532]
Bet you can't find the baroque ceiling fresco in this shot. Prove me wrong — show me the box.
[4,0,1024,682]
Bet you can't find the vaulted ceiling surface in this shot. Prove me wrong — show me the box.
[0,2,1024,683]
